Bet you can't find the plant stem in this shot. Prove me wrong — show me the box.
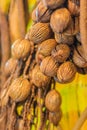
[80,0,87,60]
[73,108,87,130]
[0,10,10,86]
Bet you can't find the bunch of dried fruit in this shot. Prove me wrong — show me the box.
[8,77,31,102]
[73,45,87,68]
[55,32,74,45]
[50,8,71,33]
[28,22,52,44]
[40,56,58,77]
[49,109,62,126]
[11,39,31,59]
[32,1,52,22]
[68,0,80,16]
[57,61,76,83]
[51,44,70,63]
[45,90,61,112]
[1,0,87,129]
[4,58,18,76]
[38,39,57,57]
[31,65,50,87]
[43,0,65,9]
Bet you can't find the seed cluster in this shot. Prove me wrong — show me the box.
[1,0,87,130]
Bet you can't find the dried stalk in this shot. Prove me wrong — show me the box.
[23,0,29,25]
[7,102,16,130]
[73,108,87,130]
[23,55,32,77]
[80,0,87,60]
[0,108,7,130]
[0,10,10,86]
[37,88,45,130]
[16,0,26,37]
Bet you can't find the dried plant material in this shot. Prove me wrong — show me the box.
[9,0,26,42]
[38,39,57,57]
[45,90,61,112]
[0,110,7,130]
[40,56,58,77]
[16,0,26,36]
[80,0,87,60]
[49,109,62,126]
[55,33,74,45]
[32,1,52,22]
[1,0,87,129]
[57,61,76,83]
[76,33,81,42]
[29,22,52,44]
[42,0,65,9]
[73,45,87,68]
[73,108,87,130]
[50,8,71,33]
[15,119,24,130]
[0,10,10,86]
[68,0,80,16]
[64,17,77,35]
[9,77,31,102]
[51,44,70,63]
[11,39,31,60]
[32,65,50,87]
[36,51,45,65]
[4,58,18,76]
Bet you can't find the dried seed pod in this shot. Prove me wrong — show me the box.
[57,61,76,83]
[76,33,81,42]
[73,45,87,68]
[4,58,18,76]
[32,1,52,22]
[68,0,80,16]
[8,77,31,102]
[29,22,52,44]
[50,8,71,33]
[38,39,57,57]
[11,39,31,59]
[32,65,50,87]
[45,90,61,112]
[55,33,74,45]
[42,0,65,9]
[51,44,70,63]
[49,109,62,126]
[40,56,58,77]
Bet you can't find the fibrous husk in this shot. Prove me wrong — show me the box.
[45,90,61,112]
[38,39,57,57]
[40,56,58,77]
[9,77,31,102]
[50,8,71,33]
[42,0,65,9]
[32,1,52,22]
[68,0,80,16]
[31,65,50,87]
[73,45,87,68]
[57,61,76,83]
[11,39,31,60]
[55,33,74,45]
[51,44,70,63]
[28,22,53,44]
[49,109,62,126]
[4,58,18,76]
